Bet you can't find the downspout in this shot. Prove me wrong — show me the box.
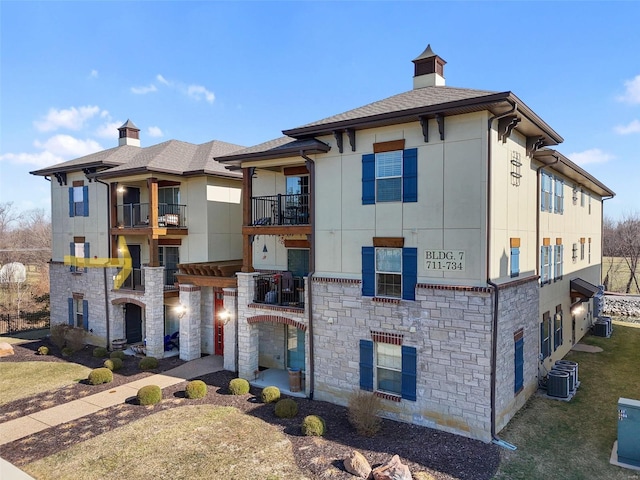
[486,101,517,449]
[300,150,315,400]
[94,177,112,348]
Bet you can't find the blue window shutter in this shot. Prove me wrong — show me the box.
[69,242,75,273]
[402,148,418,203]
[510,247,519,277]
[68,187,75,217]
[83,299,89,330]
[402,247,417,300]
[68,298,74,326]
[514,338,524,393]
[362,154,375,205]
[83,186,89,216]
[401,345,417,401]
[362,247,375,297]
[540,322,544,357]
[359,340,374,391]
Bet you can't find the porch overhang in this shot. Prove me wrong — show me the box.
[570,278,599,306]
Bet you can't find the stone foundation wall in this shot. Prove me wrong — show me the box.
[603,295,640,317]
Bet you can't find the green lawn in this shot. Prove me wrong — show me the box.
[494,322,640,480]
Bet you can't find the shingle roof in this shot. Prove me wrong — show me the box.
[215,136,331,165]
[30,145,138,176]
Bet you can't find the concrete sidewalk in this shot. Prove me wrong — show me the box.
[0,355,223,479]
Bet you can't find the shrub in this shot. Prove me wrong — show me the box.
[65,327,86,352]
[347,390,382,437]
[93,347,108,358]
[37,346,49,355]
[88,367,113,385]
[110,350,126,360]
[301,415,326,436]
[185,380,207,399]
[274,398,298,418]
[228,378,250,395]
[50,324,68,349]
[138,356,159,370]
[104,358,123,371]
[137,385,162,405]
[261,386,281,404]
[61,347,74,357]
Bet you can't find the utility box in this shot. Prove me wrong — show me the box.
[618,398,640,467]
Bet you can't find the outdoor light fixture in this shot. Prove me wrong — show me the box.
[218,308,232,324]
[175,304,188,319]
[116,186,126,193]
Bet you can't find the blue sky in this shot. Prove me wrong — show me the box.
[1,1,639,220]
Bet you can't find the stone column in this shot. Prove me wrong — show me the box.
[143,266,165,358]
[179,284,202,361]
[236,273,259,379]
[223,287,238,372]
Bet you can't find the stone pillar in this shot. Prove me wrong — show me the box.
[223,287,238,371]
[143,266,165,358]
[236,273,259,379]
[179,284,202,361]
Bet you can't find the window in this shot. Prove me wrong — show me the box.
[588,238,592,264]
[362,247,417,300]
[554,244,563,280]
[68,296,88,330]
[541,171,553,212]
[588,194,592,215]
[159,246,179,286]
[362,148,417,204]
[510,246,520,278]
[554,177,564,214]
[541,312,551,360]
[580,238,585,261]
[159,187,180,216]
[359,339,417,401]
[581,189,585,207]
[554,306,563,351]
[540,244,551,285]
[68,184,89,217]
[514,329,524,394]
[69,241,89,273]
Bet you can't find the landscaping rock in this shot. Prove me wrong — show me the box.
[372,455,412,480]
[344,450,371,478]
[603,295,640,317]
[0,342,14,357]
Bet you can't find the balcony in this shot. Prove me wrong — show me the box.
[251,194,309,226]
[116,203,187,229]
[253,272,305,309]
[121,268,144,291]
[164,268,178,290]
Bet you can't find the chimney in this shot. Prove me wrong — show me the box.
[118,119,141,147]
[412,44,446,89]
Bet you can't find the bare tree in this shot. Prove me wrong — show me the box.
[602,215,621,291]
[614,212,640,294]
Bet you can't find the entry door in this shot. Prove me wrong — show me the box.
[125,303,143,344]
[214,291,224,356]
[286,325,305,370]
[123,187,141,226]
[128,245,142,288]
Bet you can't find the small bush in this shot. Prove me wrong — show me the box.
[301,415,326,436]
[37,346,49,355]
[50,324,68,349]
[88,367,113,385]
[347,390,382,437]
[229,378,250,395]
[138,356,159,370]
[261,386,281,404]
[104,358,123,371]
[274,398,298,418]
[185,380,207,399]
[65,327,86,352]
[110,350,126,360]
[93,347,108,358]
[137,385,162,405]
[61,347,74,357]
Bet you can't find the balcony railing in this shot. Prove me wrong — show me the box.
[253,272,305,308]
[251,194,309,226]
[116,203,187,228]
[121,268,144,290]
[164,268,178,289]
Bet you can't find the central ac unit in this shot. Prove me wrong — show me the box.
[553,364,577,392]
[547,370,570,398]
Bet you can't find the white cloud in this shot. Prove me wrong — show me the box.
[34,105,102,132]
[131,84,158,95]
[618,75,640,104]
[0,151,63,168]
[614,119,640,135]
[567,148,615,166]
[187,84,215,104]
[156,74,171,86]
[147,126,163,137]
[34,135,103,158]
[95,121,124,139]
[89,69,98,78]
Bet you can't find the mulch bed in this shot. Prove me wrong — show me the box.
[0,339,501,479]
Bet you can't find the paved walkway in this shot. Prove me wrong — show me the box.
[0,355,223,480]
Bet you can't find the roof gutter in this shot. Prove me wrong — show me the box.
[486,100,518,450]
[299,149,316,401]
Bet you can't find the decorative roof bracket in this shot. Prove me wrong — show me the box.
[53,172,67,186]
[333,130,344,154]
[419,116,429,143]
[498,115,521,143]
[82,167,97,181]
[346,128,356,152]
[435,114,445,141]
[526,136,545,158]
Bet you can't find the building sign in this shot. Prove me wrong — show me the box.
[424,250,465,272]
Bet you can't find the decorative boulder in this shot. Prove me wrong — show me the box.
[344,450,371,479]
[0,342,14,357]
[371,455,412,480]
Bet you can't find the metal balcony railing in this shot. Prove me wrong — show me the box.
[164,268,178,289]
[121,268,144,290]
[253,272,305,308]
[251,193,309,226]
[116,203,187,228]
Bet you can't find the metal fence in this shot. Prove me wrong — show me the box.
[0,312,50,335]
